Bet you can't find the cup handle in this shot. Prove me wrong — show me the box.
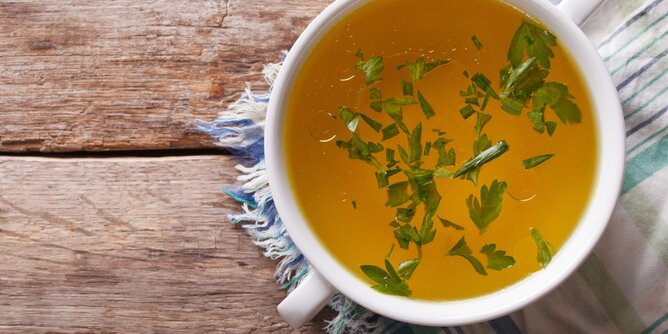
[277,269,337,328]
[557,0,606,26]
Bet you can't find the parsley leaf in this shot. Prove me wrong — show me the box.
[471,73,499,99]
[352,200,358,209]
[402,80,414,96]
[360,261,411,296]
[466,180,507,234]
[370,87,383,112]
[398,258,421,279]
[399,57,450,81]
[523,154,555,169]
[438,216,464,230]
[480,244,516,270]
[475,113,493,136]
[533,82,582,124]
[360,113,383,132]
[356,51,384,86]
[448,237,487,275]
[460,104,476,119]
[382,123,400,141]
[507,21,557,69]
[386,181,410,207]
[383,100,410,134]
[338,106,359,132]
[409,123,423,166]
[417,91,436,119]
[393,223,420,249]
[471,35,483,50]
[336,133,383,170]
[465,134,493,185]
[396,205,417,223]
[454,140,509,178]
[405,169,441,215]
[530,227,554,268]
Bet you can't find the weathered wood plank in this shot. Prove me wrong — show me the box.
[0,156,333,332]
[0,0,329,152]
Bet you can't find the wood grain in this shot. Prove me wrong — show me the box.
[0,156,333,333]
[0,0,329,153]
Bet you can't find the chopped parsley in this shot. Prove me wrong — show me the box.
[448,237,487,275]
[531,228,554,268]
[466,180,507,234]
[480,244,516,270]
[523,154,555,169]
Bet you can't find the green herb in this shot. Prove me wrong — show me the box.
[437,147,456,168]
[396,205,417,223]
[475,113,492,136]
[404,168,441,246]
[408,123,423,165]
[500,58,547,116]
[434,167,453,178]
[471,73,499,100]
[417,91,436,119]
[404,169,441,214]
[370,87,383,112]
[338,106,359,132]
[460,104,476,119]
[376,168,401,188]
[385,96,417,105]
[533,82,582,124]
[385,148,398,168]
[419,212,437,245]
[546,121,557,136]
[360,113,383,132]
[393,223,420,249]
[454,140,509,178]
[464,134,492,185]
[480,244,515,270]
[507,21,556,69]
[356,51,384,86]
[438,216,464,230]
[471,35,483,50]
[336,133,383,170]
[352,200,358,209]
[530,228,554,268]
[432,128,447,136]
[523,154,555,169]
[399,57,450,81]
[466,180,507,234]
[424,141,432,156]
[375,172,388,188]
[398,258,421,279]
[360,260,411,296]
[397,145,410,165]
[382,124,400,141]
[383,101,410,134]
[402,80,414,96]
[448,237,487,275]
[386,181,410,207]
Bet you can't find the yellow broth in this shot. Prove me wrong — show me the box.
[283,0,597,300]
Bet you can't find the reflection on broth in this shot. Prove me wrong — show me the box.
[284,0,597,300]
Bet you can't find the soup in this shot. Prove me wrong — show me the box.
[284,0,596,300]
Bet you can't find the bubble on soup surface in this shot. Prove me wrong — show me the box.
[507,168,539,202]
[308,110,340,143]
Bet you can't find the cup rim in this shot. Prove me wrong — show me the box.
[266,0,625,326]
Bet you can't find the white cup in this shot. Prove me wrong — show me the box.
[266,0,625,328]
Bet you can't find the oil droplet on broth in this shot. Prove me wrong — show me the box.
[308,110,341,142]
[507,168,539,202]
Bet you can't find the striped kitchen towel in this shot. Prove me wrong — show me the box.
[198,0,668,332]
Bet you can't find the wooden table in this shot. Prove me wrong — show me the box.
[0,1,334,332]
